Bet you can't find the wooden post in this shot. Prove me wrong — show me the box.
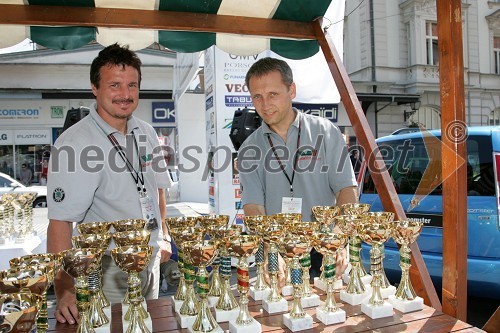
[437,0,468,321]
[313,20,442,311]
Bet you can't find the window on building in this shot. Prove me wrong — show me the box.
[426,22,439,65]
[494,36,500,75]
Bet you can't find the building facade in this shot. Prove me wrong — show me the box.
[343,0,500,137]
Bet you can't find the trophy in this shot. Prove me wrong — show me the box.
[0,292,43,333]
[0,194,16,241]
[72,233,112,328]
[281,232,313,332]
[364,212,396,298]
[77,222,113,310]
[261,215,288,314]
[208,224,242,322]
[243,215,270,301]
[388,219,424,312]
[0,265,51,332]
[111,245,153,333]
[182,239,221,333]
[61,248,104,333]
[9,253,62,333]
[227,235,261,333]
[16,192,37,242]
[336,214,370,305]
[313,230,349,325]
[165,217,198,310]
[358,215,394,319]
[112,219,146,232]
[202,215,229,305]
[0,203,6,244]
[173,227,205,328]
[311,206,341,291]
[272,213,301,297]
[290,222,321,308]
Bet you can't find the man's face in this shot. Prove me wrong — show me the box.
[91,64,140,123]
[248,70,296,128]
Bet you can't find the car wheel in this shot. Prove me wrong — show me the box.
[33,197,47,208]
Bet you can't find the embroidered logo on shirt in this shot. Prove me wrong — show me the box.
[53,188,65,203]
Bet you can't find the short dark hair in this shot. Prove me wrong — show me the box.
[245,57,293,89]
[90,43,142,89]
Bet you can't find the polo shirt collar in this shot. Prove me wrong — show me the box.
[261,108,301,135]
[90,103,140,136]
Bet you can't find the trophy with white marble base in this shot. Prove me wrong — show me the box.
[358,216,394,319]
[227,235,261,333]
[388,219,424,313]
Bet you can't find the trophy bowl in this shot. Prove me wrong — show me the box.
[112,219,146,233]
[0,292,43,333]
[165,216,198,230]
[9,253,62,275]
[312,206,341,227]
[113,230,151,247]
[77,221,112,235]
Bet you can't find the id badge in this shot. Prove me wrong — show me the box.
[139,193,158,231]
[281,197,302,214]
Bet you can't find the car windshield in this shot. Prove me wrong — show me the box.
[362,135,495,196]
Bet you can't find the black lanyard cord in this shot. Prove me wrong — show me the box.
[107,133,146,193]
[266,120,301,196]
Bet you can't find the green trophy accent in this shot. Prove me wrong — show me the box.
[197,274,209,295]
[323,263,335,279]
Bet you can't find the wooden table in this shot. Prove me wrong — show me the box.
[47,289,484,333]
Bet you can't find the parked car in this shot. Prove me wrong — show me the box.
[0,172,47,208]
[359,126,500,299]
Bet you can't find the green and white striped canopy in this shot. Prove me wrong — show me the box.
[0,0,335,59]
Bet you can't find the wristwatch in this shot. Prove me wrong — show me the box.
[163,234,172,242]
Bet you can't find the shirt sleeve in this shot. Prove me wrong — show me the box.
[47,134,102,222]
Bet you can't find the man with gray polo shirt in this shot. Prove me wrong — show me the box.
[238,57,358,282]
[47,44,172,325]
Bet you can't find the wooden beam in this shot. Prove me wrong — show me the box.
[0,4,316,40]
[437,0,468,321]
[313,20,442,311]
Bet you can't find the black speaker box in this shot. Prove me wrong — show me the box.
[62,106,90,133]
[229,108,261,151]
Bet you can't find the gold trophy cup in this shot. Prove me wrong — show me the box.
[388,219,424,312]
[111,245,153,333]
[0,292,43,333]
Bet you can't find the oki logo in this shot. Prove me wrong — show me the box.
[152,102,175,123]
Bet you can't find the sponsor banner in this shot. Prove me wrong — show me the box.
[293,102,339,123]
[235,188,241,199]
[152,101,175,124]
[0,130,13,145]
[235,214,245,225]
[235,201,243,210]
[14,129,51,145]
[51,106,64,118]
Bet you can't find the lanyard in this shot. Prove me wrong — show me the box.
[266,120,301,196]
[107,133,146,195]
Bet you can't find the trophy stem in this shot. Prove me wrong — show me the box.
[266,243,283,302]
[36,293,49,332]
[368,245,384,306]
[253,241,269,290]
[75,276,93,333]
[95,266,109,308]
[395,244,417,300]
[322,254,339,312]
[208,256,222,297]
[299,253,312,297]
[179,262,199,316]
[284,257,292,287]
[236,257,253,325]
[124,272,148,321]
[289,258,305,318]
[192,266,219,332]
[174,249,188,301]
[88,270,109,328]
[216,253,238,310]
[379,244,391,288]
[346,237,366,294]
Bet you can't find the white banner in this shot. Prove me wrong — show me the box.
[14,129,51,145]
[0,130,13,145]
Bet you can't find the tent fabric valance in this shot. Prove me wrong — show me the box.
[0,0,333,59]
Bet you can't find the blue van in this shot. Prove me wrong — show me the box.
[359,126,500,299]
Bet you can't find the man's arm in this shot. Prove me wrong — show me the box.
[336,186,358,206]
[243,204,266,216]
[47,219,78,324]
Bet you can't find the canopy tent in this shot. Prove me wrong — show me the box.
[0,0,468,319]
